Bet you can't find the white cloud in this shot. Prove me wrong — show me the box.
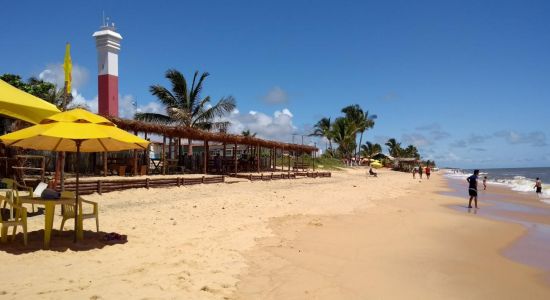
[70,89,97,112]
[402,133,432,147]
[220,108,297,142]
[263,86,289,104]
[494,130,547,147]
[119,95,164,119]
[38,63,89,90]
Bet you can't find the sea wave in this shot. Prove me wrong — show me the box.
[443,169,550,200]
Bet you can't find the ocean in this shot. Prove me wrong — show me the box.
[445,167,550,201]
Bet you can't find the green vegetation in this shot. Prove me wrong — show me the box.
[310,103,377,161]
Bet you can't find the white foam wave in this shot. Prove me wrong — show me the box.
[444,170,550,200]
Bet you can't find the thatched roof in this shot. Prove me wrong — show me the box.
[107,116,317,153]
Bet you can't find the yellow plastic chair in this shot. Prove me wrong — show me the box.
[0,188,28,246]
[59,191,99,233]
[1,178,35,212]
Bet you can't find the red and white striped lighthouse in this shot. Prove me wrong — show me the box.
[93,21,122,117]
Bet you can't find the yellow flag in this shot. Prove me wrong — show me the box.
[63,43,72,94]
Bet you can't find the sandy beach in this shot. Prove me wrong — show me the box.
[1,169,549,299]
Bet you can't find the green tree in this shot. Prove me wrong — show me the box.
[135,69,236,155]
[341,104,377,160]
[331,117,356,159]
[385,138,403,157]
[309,117,333,152]
[241,129,257,137]
[403,144,420,159]
[360,141,382,164]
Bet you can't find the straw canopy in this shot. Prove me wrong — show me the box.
[0,79,61,124]
[107,116,317,153]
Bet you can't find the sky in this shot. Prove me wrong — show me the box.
[1,0,549,168]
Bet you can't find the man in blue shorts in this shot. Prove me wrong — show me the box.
[467,170,480,208]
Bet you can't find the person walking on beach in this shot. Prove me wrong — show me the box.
[418,165,423,179]
[425,166,431,179]
[483,176,487,190]
[534,178,542,195]
[467,170,480,208]
[412,167,417,179]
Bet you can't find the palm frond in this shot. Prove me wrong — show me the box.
[150,85,178,109]
[134,112,172,124]
[165,69,188,106]
[189,71,209,105]
[194,96,236,126]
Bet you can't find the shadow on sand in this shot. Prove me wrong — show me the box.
[0,229,127,254]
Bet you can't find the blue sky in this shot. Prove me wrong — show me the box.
[1,0,549,168]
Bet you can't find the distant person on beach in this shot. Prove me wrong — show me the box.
[467,170,480,208]
[418,165,423,179]
[425,166,431,179]
[412,167,417,179]
[483,176,487,190]
[369,167,378,177]
[534,178,542,195]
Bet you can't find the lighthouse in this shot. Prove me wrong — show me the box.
[93,20,122,117]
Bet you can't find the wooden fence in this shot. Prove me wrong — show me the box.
[233,172,297,181]
[294,171,332,178]
[58,176,225,195]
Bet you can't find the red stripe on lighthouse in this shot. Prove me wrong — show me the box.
[98,74,118,117]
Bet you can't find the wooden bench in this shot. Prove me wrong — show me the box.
[293,162,310,171]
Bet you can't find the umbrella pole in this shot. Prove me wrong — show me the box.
[74,141,81,243]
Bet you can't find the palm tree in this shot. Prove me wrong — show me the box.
[309,117,333,151]
[403,144,420,159]
[357,110,377,155]
[360,141,382,165]
[385,138,403,157]
[341,104,377,160]
[331,117,356,158]
[241,129,257,137]
[135,69,236,155]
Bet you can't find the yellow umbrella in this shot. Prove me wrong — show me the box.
[0,79,61,124]
[370,160,383,169]
[0,108,149,241]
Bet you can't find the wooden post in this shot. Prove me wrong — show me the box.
[222,142,227,174]
[256,144,260,173]
[162,136,166,175]
[203,140,208,174]
[103,152,108,177]
[273,148,276,171]
[133,130,138,176]
[312,149,316,171]
[233,143,238,175]
[144,132,150,175]
[269,148,273,171]
[288,151,291,172]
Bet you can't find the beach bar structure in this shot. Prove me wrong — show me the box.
[106,116,318,176]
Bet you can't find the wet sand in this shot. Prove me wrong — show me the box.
[234,172,550,299]
[445,177,550,280]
